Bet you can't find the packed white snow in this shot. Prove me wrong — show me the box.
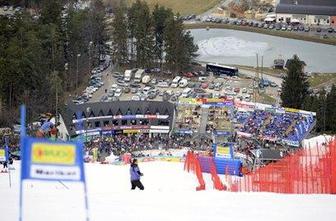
[1,161,336,221]
[197,37,270,58]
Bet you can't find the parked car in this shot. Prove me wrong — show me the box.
[150,78,157,85]
[198,77,207,82]
[114,88,122,97]
[188,82,195,88]
[132,95,140,101]
[201,83,208,89]
[157,82,169,87]
[183,72,194,78]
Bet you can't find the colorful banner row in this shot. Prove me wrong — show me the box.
[73,114,170,123]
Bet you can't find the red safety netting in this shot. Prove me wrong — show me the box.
[184,151,206,191]
[184,139,336,194]
[229,138,336,194]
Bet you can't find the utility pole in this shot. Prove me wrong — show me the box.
[88,41,93,76]
[76,53,81,92]
[254,53,259,103]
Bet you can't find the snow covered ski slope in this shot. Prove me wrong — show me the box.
[0,161,336,221]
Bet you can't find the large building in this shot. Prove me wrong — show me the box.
[275,0,336,26]
[62,101,175,139]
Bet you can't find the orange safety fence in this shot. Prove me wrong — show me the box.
[209,157,226,191]
[184,151,205,191]
[184,138,336,194]
[229,138,336,194]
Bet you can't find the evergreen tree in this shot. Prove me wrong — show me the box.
[164,15,198,72]
[325,84,336,132]
[152,4,173,67]
[111,5,128,66]
[316,89,327,132]
[280,55,309,109]
[132,0,154,68]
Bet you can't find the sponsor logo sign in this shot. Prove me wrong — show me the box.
[0,149,5,162]
[21,138,84,182]
[215,145,233,159]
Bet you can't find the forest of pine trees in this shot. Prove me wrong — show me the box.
[111,0,198,72]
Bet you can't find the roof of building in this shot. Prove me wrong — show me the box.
[62,101,176,136]
[276,0,336,16]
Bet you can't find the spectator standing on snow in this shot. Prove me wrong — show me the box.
[130,159,144,190]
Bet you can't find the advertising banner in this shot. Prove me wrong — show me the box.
[215,144,233,159]
[0,149,6,162]
[21,138,85,182]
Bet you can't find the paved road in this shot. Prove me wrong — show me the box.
[89,65,114,103]
[239,69,283,86]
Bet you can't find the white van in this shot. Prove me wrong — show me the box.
[179,78,188,88]
[181,88,192,98]
[142,75,151,84]
[143,86,151,95]
[171,76,181,88]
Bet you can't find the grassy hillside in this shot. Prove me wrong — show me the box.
[104,0,221,15]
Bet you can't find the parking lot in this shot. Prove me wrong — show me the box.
[84,67,281,105]
[184,15,336,39]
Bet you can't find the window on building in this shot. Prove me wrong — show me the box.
[103,121,110,127]
[95,121,101,128]
[158,120,169,126]
[140,119,148,125]
[131,119,137,125]
[112,120,118,126]
[121,120,127,125]
[327,19,330,23]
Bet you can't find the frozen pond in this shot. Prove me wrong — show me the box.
[190,29,336,73]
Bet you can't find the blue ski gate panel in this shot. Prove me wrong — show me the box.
[198,156,242,176]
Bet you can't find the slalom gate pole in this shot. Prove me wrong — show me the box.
[19,105,26,221]
[7,145,12,188]
[4,137,12,188]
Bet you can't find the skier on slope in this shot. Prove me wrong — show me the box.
[130,158,144,190]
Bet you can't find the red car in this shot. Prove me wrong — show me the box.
[183,72,194,78]
[201,82,208,89]
[234,88,240,93]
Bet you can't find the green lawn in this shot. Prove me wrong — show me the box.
[125,0,221,15]
[309,73,336,87]
[259,93,277,105]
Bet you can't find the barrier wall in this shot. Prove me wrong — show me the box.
[198,156,242,176]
